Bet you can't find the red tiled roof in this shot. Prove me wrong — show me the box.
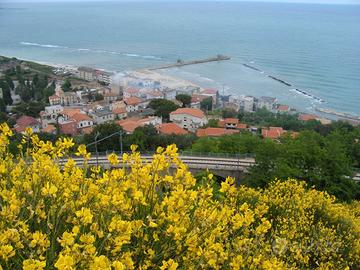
[60,121,78,136]
[277,105,290,111]
[158,123,189,135]
[71,113,92,122]
[191,94,208,103]
[170,108,205,119]
[112,107,127,114]
[261,127,285,139]
[125,97,142,106]
[201,88,218,95]
[237,123,247,129]
[117,119,140,133]
[14,116,39,133]
[61,108,82,118]
[196,127,239,137]
[125,87,140,94]
[42,125,56,134]
[298,114,317,121]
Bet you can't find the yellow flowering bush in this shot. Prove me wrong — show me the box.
[0,123,359,269]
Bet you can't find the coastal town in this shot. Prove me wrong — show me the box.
[1,55,351,143]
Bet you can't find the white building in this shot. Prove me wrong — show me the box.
[124,97,143,113]
[170,108,208,132]
[78,67,96,81]
[90,107,115,124]
[257,96,277,111]
[239,96,255,112]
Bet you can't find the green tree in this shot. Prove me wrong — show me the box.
[148,99,179,121]
[61,79,72,92]
[83,122,123,152]
[200,97,212,111]
[0,98,6,112]
[175,94,191,107]
[222,108,237,118]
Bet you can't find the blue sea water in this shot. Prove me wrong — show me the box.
[0,1,359,115]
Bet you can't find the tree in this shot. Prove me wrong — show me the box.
[0,98,6,112]
[148,99,179,121]
[175,94,191,108]
[94,93,104,101]
[83,122,123,152]
[200,97,212,111]
[12,101,45,117]
[222,108,237,118]
[0,79,13,105]
[61,79,72,92]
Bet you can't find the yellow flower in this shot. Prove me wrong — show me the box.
[160,259,178,270]
[107,153,119,166]
[54,254,75,270]
[90,255,111,270]
[76,144,91,160]
[23,259,46,270]
[41,182,58,197]
[75,207,93,224]
[0,244,15,261]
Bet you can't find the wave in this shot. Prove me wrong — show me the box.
[21,42,67,49]
[290,88,324,103]
[20,41,163,61]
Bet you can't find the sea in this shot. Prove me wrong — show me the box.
[0,1,359,115]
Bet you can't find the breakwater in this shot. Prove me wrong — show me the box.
[242,63,324,103]
[315,108,360,122]
[149,55,231,70]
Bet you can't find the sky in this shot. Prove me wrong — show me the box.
[2,0,360,4]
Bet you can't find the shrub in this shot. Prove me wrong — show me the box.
[0,123,359,269]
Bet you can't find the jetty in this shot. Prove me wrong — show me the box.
[149,55,231,70]
[315,107,360,122]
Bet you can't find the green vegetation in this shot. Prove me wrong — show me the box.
[175,93,191,107]
[200,96,213,111]
[148,99,179,121]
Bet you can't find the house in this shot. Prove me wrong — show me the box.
[158,123,189,135]
[91,107,115,124]
[124,97,143,112]
[59,120,78,136]
[239,96,255,112]
[112,107,127,120]
[49,95,61,106]
[117,116,162,134]
[71,113,94,131]
[170,108,208,132]
[196,127,239,137]
[277,105,290,113]
[14,115,41,134]
[200,88,218,106]
[123,87,140,99]
[257,96,277,111]
[58,108,82,123]
[95,70,113,84]
[298,114,318,121]
[78,66,96,81]
[42,124,56,134]
[103,92,119,103]
[59,92,78,106]
[218,118,247,130]
[261,127,285,139]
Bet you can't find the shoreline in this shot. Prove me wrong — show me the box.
[2,54,359,122]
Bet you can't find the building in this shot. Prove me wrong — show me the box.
[103,92,119,103]
[277,105,290,113]
[78,67,96,81]
[196,127,239,137]
[112,107,127,120]
[239,96,255,112]
[49,95,61,106]
[59,92,78,106]
[58,108,82,123]
[257,96,277,111]
[71,113,94,131]
[124,97,143,113]
[158,123,189,135]
[95,70,113,84]
[117,116,162,134]
[59,120,78,136]
[200,88,219,106]
[298,114,318,121]
[261,127,285,139]
[218,118,247,130]
[123,87,140,99]
[14,115,41,134]
[170,108,208,132]
[91,107,115,124]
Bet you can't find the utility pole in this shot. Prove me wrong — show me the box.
[119,131,123,155]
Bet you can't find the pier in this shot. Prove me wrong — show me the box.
[148,55,231,70]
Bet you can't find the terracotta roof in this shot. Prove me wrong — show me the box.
[148,90,163,98]
[191,94,208,103]
[201,88,218,95]
[60,121,78,136]
[196,127,239,137]
[125,97,142,106]
[237,123,247,129]
[170,108,205,119]
[42,124,56,134]
[261,127,285,139]
[125,87,140,94]
[277,105,290,111]
[298,114,317,121]
[61,108,82,118]
[14,116,39,133]
[158,123,189,135]
[117,119,141,133]
[71,113,92,122]
[81,126,93,134]
[112,107,127,114]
